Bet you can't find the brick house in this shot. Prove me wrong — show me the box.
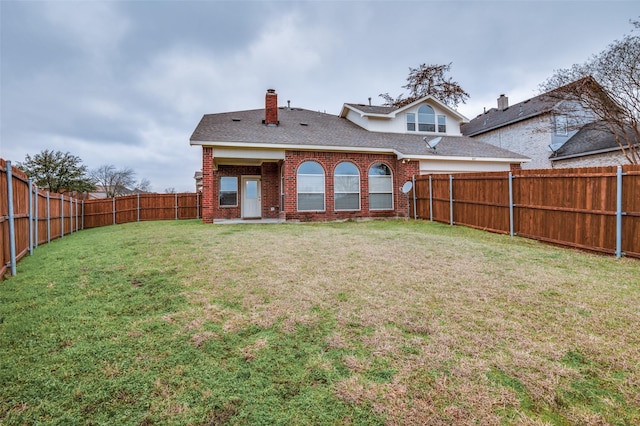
[461,78,633,169]
[190,89,528,223]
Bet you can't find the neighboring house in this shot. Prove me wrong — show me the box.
[190,89,528,223]
[461,78,634,169]
[194,171,203,193]
[550,121,640,168]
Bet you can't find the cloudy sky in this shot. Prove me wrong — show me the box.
[1,0,637,192]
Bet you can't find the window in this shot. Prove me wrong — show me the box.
[406,113,416,131]
[334,162,360,210]
[369,163,393,210]
[219,176,238,207]
[297,161,325,211]
[418,105,436,132]
[438,115,446,133]
[555,115,568,135]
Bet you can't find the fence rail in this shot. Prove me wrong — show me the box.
[1,158,200,279]
[413,164,640,258]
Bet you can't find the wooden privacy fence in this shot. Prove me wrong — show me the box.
[1,159,201,279]
[413,164,640,258]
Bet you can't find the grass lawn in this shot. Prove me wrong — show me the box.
[1,219,639,425]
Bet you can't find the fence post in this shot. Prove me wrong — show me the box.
[508,172,514,237]
[175,193,179,220]
[412,175,417,219]
[449,174,454,226]
[429,176,433,222]
[6,161,17,276]
[137,193,140,222]
[61,194,64,238]
[112,197,116,225]
[196,192,200,219]
[46,191,51,243]
[34,185,39,248]
[616,165,624,258]
[28,179,34,255]
[81,200,85,230]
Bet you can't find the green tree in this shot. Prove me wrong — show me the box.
[17,150,96,193]
[540,19,640,164]
[380,62,469,108]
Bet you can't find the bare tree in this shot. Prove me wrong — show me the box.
[380,63,469,108]
[91,165,137,197]
[165,187,176,194]
[540,20,640,164]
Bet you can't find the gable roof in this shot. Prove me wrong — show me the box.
[340,94,469,123]
[461,93,560,137]
[190,107,528,162]
[461,78,601,137]
[551,122,640,161]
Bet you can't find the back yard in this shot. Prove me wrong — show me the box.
[1,220,638,425]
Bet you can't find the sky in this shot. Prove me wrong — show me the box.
[1,0,638,193]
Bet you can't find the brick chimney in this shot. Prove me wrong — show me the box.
[497,94,509,110]
[264,89,279,126]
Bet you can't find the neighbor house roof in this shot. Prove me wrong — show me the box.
[461,78,598,137]
[461,93,560,137]
[190,107,528,162]
[551,122,640,161]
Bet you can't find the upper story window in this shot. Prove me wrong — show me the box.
[219,176,238,207]
[418,105,436,132]
[334,162,360,211]
[438,115,446,133]
[369,163,393,210]
[406,113,416,131]
[407,105,440,132]
[555,115,568,136]
[297,161,325,211]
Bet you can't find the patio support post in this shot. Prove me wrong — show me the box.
[508,172,514,237]
[6,161,17,276]
[616,165,624,258]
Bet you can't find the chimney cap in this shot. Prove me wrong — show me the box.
[267,88,276,94]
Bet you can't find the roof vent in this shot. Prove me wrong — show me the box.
[299,122,308,126]
[231,117,241,122]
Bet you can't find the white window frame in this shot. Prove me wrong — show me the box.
[219,176,238,207]
[368,163,393,211]
[334,162,361,211]
[297,161,325,212]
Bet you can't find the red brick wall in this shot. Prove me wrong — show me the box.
[282,151,419,221]
[200,148,420,223]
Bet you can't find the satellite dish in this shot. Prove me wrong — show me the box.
[427,137,442,150]
[401,181,413,194]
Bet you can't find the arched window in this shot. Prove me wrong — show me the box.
[334,162,360,211]
[297,161,325,211]
[369,163,393,210]
[418,105,436,132]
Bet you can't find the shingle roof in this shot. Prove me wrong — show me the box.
[343,103,398,115]
[190,107,528,160]
[551,122,639,160]
[461,93,559,137]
